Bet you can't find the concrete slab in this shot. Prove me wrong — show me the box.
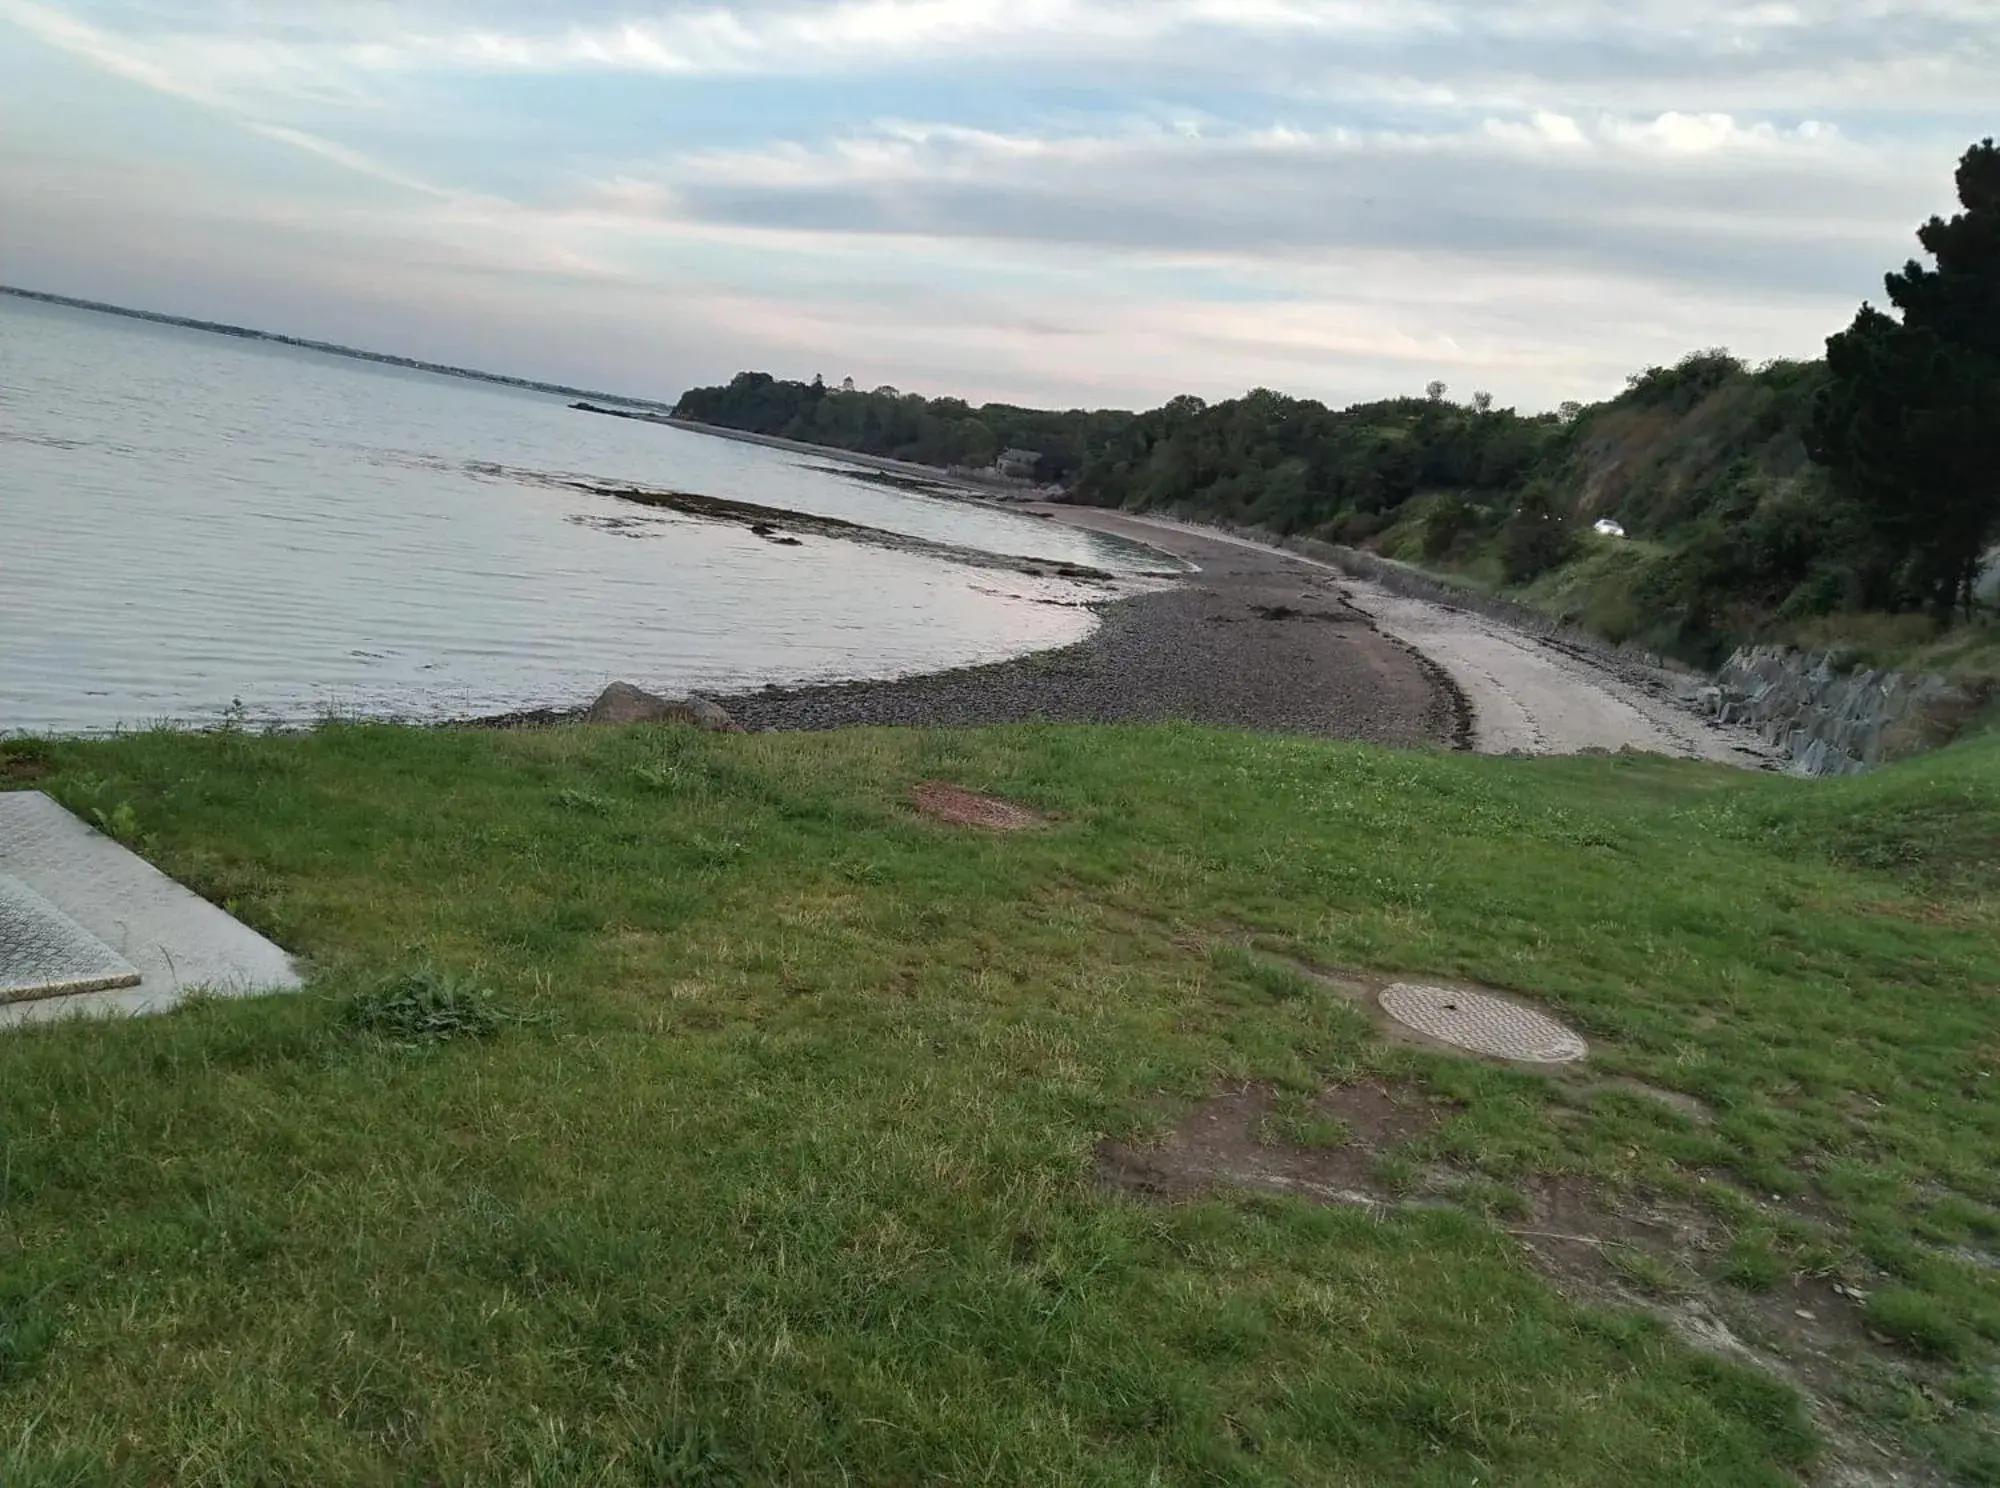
[0,874,143,1002]
[0,791,302,1027]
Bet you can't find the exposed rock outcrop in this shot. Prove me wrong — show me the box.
[584,683,742,732]
[1693,647,1986,776]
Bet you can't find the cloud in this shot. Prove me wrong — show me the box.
[628,111,1924,302]
[0,0,435,188]
[3,0,1988,412]
[16,0,1996,103]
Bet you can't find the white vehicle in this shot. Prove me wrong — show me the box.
[1592,518,1627,539]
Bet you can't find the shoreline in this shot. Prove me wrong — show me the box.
[574,413,1770,764]
[702,499,1772,766]
[560,417,1466,748]
[571,406,1048,500]
[477,515,1461,749]
[12,397,1769,761]
[451,488,1773,763]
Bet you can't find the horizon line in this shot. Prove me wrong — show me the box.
[0,283,680,411]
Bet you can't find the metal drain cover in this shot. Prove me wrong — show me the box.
[1379,983,1587,1063]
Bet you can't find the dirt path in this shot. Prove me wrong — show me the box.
[1044,507,1774,766]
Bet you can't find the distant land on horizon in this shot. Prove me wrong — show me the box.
[0,284,680,412]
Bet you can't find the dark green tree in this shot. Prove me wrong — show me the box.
[1499,486,1573,583]
[1422,491,1475,560]
[1809,139,2000,617]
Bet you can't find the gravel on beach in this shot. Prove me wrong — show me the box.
[722,517,1463,748]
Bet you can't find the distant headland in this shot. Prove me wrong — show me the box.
[0,284,676,412]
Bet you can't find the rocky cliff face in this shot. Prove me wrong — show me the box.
[1695,647,1987,776]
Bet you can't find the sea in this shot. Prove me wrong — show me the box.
[0,295,1161,734]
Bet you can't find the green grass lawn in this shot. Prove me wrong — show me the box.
[2,722,1997,1485]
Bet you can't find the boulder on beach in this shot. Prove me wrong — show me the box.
[584,682,743,732]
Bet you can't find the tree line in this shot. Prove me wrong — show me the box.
[672,374,1133,485]
[677,140,1999,648]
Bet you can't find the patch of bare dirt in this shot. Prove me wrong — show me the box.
[908,782,1049,832]
[1517,1171,1728,1258]
[0,749,53,783]
[1096,1081,1450,1206]
[1681,1164,1845,1232]
[1508,1173,1877,1361]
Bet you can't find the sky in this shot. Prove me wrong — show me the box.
[0,2,1992,412]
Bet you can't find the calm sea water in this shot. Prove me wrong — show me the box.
[1,297,1159,734]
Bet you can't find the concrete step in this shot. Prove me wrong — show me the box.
[0,790,301,1026]
[0,872,143,1004]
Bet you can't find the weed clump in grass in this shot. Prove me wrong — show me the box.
[1865,1288,1976,1363]
[1719,1230,1786,1292]
[1608,1246,1698,1299]
[553,786,617,815]
[0,1288,58,1386]
[90,800,142,844]
[1682,1354,1819,1470]
[341,968,528,1047]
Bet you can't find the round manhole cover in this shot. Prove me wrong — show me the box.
[1378,983,1587,1063]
